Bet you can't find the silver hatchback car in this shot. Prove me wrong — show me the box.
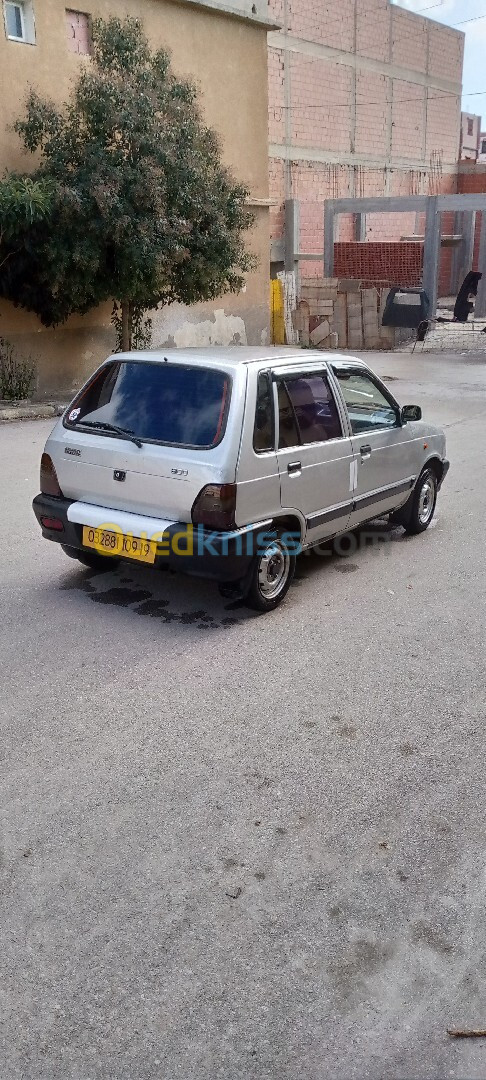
[33,348,449,612]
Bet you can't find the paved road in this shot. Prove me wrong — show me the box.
[1,349,486,1080]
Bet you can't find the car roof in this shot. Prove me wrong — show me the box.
[112,347,367,372]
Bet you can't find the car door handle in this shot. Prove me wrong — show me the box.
[360,444,372,461]
[287,461,302,476]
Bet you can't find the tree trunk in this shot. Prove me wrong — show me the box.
[121,301,131,352]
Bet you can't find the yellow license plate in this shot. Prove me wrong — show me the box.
[82,526,157,564]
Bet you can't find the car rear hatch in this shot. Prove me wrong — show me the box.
[51,357,240,523]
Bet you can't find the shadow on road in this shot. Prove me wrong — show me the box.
[53,518,411,632]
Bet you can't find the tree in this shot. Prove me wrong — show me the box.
[0,17,255,349]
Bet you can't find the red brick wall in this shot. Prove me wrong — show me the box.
[458,167,486,194]
[334,242,423,288]
[268,0,464,278]
[458,167,486,275]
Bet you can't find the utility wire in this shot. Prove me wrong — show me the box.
[454,13,486,25]
[413,2,446,11]
[270,89,486,111]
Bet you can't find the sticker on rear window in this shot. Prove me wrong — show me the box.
[69,408,81,421]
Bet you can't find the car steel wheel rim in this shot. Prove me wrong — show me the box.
[258,541,290,599]
[418,476,435,524]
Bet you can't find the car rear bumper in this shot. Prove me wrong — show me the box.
[32,494,271,583]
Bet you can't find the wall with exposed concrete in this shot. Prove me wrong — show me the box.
[268,0,464,274]
[0,0,274,395]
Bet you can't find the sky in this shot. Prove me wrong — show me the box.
[393,0,486,116]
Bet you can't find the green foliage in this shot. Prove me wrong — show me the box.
[0,338,37,400]
[0,17,255,346]
[0,174,53,278]
[0,174,52,234]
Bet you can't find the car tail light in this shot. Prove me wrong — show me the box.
[191,484,237,530]
[40,516,64,531]
[40,453,63,497]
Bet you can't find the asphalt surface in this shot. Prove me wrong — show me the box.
[1,348,486,1080]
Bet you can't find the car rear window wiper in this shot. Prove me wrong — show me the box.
[75,420,143,448]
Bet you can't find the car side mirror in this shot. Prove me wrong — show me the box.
[401,404,422,423]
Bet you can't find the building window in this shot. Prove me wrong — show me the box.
[481,140,486,156]
[4,0,24,37]
[4,0,35,42]
[467,118,474,137]
[66,9,90,54]
[4,0,35,40]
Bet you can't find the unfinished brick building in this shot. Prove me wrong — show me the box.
[267,0,464,286]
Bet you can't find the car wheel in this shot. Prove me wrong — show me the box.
[61,545,120,571]
[403,467,438,535]
[244,531,295,612]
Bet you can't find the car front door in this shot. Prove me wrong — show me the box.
[274,368,354,544]
[331,365,417,527]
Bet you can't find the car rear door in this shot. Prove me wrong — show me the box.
[274,365,354,544]
[331,365,417,526]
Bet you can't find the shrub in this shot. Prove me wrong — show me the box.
[0,338,37,400]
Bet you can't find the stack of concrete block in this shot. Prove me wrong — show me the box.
[346,291,363,350]
[292,300,310,346]
[361,289,380,349]
[292,278,397,351]
[378,289,396,349]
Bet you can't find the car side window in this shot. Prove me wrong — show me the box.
[278,374,343,448]
[253,372,275,453]
[334,370,399,435]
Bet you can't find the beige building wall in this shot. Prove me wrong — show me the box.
[0,0,275,395]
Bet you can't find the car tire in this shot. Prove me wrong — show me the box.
[244,530,295,612]
[61,545,120,571]
[401,467,438,535]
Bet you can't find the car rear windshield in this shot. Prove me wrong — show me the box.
[65,361,231,448]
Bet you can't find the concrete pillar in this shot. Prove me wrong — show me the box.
[423,196,440,317]
[458,210,476,287]
[475,213,486,319]
[355,213,366,242]
[324,200,336,278]
[450,212,463,296]
[284,198,299,274]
